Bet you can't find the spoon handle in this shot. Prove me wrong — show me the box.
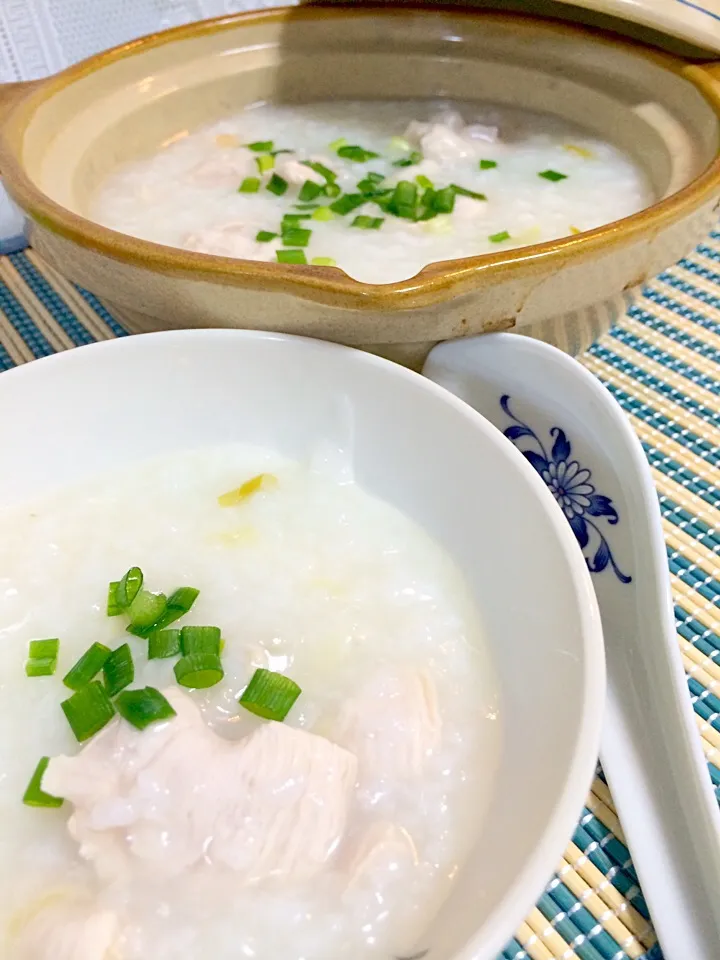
[423,333,720,960]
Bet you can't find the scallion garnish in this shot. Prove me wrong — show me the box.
[282,213,312,226]
[312,206,335,222]
[148,628,181,660]
[63,642,111,691]
[452,184,487,202]
[115,566,143,609]
[298,180,323,202]
[277,249,307,264]
[23,757,63,808]
[281,226,311,247]
[61,681,115,742]
[301,160,337,183]
[103,643,134,697]
[26,638,59,675]
[266,173,288,196]
[107,582,122,617]
[539,169,568,182]
[357,172,385,195]
[351,215,384,230]
[294,203,320,210]
[128,586,200,638]
[323,182,342,198]
[329,137,348,151]
[174,654,224,689]
[256,230,278,243]
[389,180,418,219]
[311,257,337,266]
[479,159,498,170]
[180,625,221,657]
[392,150,422,168]
[115,687,176,730]
[248,140,274,152]
[329,193,366,216]
[415,174,434,190]
[128,590,168,629]
[337,145,380,163]
[239,177,261,193]
[239,668,301,721]
[256,154,275,175]
[489,230,511,243]
[430,186,455,214]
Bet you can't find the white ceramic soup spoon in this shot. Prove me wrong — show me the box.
[423,333,720,960]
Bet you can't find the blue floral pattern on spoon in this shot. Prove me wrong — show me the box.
[500,395,632,584]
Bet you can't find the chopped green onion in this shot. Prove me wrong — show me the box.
[180,625,221,657]
[329,137,348,151]
[323,182,342,198]
[311,257,337,266]
[539,169,568,182]
[116,687,176,730]
[103,643,134,697]
[430,186,455,214]
[148,628,182,660]
[281,226,311,247]
[392,150,422,168]
[256,230,278,243]
[63,642,111,691]
[489,230,511,243]
[174,654,224,689]
[351,215,384,230]
[25,657,57,678]
[28,639,59,660]
[239,177,261,193]
[415,174,434,190]
[277,249,307,265]
[452,184,487,202]
[248,140,274,152]
[294,202,320,210]
[312,206,335,222]
[115,566,143,609]
[23,757,63,808]
[256,154,275,175]
[301,160,337,183]
[389,136,411,152]
[298,180,323,202]
[128,586,200,638]
[330,193,366,216]
[389,180,418,219]
[61,681,115,742]
[337,145,380,163]
[271,148,293,157]
[479,159,498,170]
[357,172,385,195]
[128,590,167,629]
[239,668,301,721]
[282,213,312,226]
[266,173,288,196]
[107,582,122,617]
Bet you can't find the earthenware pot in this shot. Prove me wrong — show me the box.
[1,3,719,368]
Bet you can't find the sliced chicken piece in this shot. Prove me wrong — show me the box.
[276,156,324,186]
[419,124,473,162]
[344,821,418,889]
[183,224,263,260]
[12,893,118,960]
[334,670,441,780]
[44,690,357,885]
[188,149,254,186]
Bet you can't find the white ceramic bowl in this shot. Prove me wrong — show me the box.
[0,330,605,959]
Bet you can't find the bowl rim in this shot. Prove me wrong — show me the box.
[0,326,607,958]
[2,3,720,310]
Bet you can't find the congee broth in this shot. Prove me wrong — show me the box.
[93,99,653,284]
[0,442,499,960]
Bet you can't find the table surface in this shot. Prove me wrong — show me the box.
[1,236,720,960]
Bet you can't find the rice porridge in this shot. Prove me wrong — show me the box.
[92,99,653,284]
[0,443,499,960]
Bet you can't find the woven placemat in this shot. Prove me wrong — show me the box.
[2,238,720,960]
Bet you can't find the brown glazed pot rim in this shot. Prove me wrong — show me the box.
[2,3,720,312]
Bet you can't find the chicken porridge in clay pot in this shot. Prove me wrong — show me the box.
[93,100,653,284]
[0,441,499,960]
